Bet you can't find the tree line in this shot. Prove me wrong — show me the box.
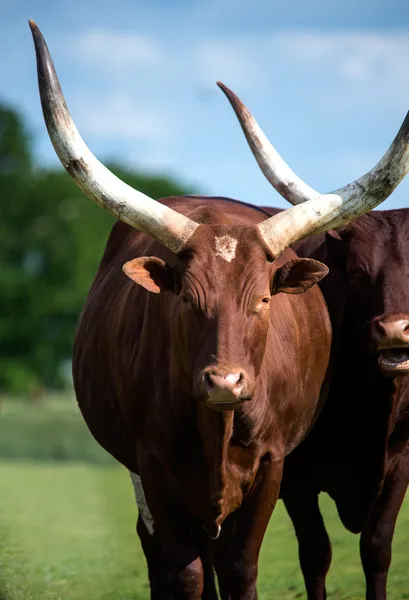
[0,103,192,396]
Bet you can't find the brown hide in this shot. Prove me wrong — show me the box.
[73,195,331,594]
[260,206,409,528]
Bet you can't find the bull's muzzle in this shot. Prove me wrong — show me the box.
[201,367,250,409]
[370,314,409,376]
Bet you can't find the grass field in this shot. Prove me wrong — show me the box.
[0,462,408,599]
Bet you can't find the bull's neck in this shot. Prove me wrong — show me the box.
[197,407,232,490]
[194,403,265,537]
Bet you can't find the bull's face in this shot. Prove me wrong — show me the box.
[123,222,328,409]
[327,213,409,377]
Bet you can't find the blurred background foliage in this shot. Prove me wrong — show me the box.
[0,102,191,398]
[0,101,193,465]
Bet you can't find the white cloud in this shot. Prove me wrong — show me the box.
[196,30,409,84]
[192,30,409,116]
[81,92,173,141]
[339,56,373,82]
[272,31,409,90]
[77,29,162,71]
[66,27,409,112]
[196,39,263,90]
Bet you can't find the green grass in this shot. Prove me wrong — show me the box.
[0,462,408,599]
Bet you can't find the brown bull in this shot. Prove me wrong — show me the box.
[74,199,331,599]
[287,211,409,600]
[222,88,409,599]
[30,21,409,599]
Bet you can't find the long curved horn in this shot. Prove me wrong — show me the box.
[218,82,319,206]
[218,82,409,256]
[29,21,198,254]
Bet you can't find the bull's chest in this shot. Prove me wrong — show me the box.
[167,437,261,535]
[136,408,264,536]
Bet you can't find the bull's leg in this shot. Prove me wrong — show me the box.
[135,467,205,599]
[199,536,219,600]
[214,456,283,600]
[138,515,217,600]
[360,453,409,600]
[137,507,216,600]
[131,472,168,598]
[210,514,235,600]
[283,490,331,600]
[136,515,168,599]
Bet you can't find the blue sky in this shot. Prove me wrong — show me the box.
[2,0,409,209]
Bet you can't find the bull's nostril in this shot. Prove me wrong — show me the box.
[236,373,244,387]
[204,373,214,392]
[374,321,386,336]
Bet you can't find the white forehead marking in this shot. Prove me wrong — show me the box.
[215,235,238,262]
[129,471,155,535]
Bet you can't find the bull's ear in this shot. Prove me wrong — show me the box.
[122,257,175,294]
[273,258,329,295]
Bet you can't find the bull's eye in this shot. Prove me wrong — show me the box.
[348,265,370,283]
[261,296,271,305]
[181,294,202,315]
[181,295,194,309]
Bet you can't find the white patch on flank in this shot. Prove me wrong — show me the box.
[215,235,238,262]
[129,471,155,535]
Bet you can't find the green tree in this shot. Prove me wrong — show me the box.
[0,104,194,395]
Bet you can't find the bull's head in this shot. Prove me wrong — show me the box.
[324,219,409,377]
[122,213,327,408]
[29,22,409,402]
